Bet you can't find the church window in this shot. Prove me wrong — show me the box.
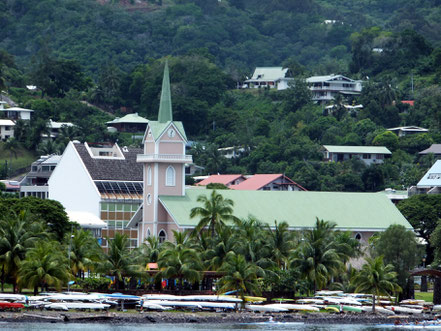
[166,166,175,186]
[158,230,167,244]
[147,166,152,186]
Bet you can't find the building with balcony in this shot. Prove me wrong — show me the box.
[20,154,61,199]
[243,67,294,90]
[127,63,412,246]
[322,145,391,165]
[0,119,15,140]
[306,75,362,102]
[48,141,142,250]
[106,113,149,133]
[0,104,34,121]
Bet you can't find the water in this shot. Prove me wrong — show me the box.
[0,322,433,331]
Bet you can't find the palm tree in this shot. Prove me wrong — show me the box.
[264,221,295,269]
[157,244,203,292]
[66,229,101,279]
[218,252,264,307]
[205,226,235,271]
[290,218,342,293]
[18,241,69,295]
[353,256,401,313]
[0,211,48,292]
[98,232,135,290]
[136,236,162,265]
[3,137,18,176]
[190,190,238,237]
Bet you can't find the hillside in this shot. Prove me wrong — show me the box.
[1,0,440,76]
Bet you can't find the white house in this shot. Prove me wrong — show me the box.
[0,119,15,140]
[43,119,75,139]
[306,75,362,102]
[20,154,61,199]
[409,160,441,195]
[243,67,294,90]
[322,145,392,165]
[0,106,34,121]
[48,141,142,249]
[387,126,428,137]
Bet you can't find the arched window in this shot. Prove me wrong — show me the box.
[165,166,175,186]
[158,230,167,244]
[355,233,362,241]
[147,193,152,205]
[147,166,152,186]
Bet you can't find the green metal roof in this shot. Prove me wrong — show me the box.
[158,61,172,123]
[107,113,148,124]
[323,145,391,154]
[159,189,412,231]
[148,120,187,142]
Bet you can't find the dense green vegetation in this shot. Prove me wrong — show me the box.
[0,191,412,299]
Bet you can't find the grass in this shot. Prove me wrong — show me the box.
[0,142,37,177]
[415,291,433,302]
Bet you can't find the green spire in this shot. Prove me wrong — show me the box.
[158,60,172,123]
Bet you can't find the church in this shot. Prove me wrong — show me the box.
[127,62,413,246]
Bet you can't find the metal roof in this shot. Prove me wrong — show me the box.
[232,174,305,191]
[0,119,15,126]
[420,144,441,155]
[417,160,441,187]
[159,189,412,231]
[67,211,107,229]
[306,75,358,83]
[1,107,34,112]
[323,145,391,154]
[196,175,245,186]
[245,67,289,82]
[107,113,148,125]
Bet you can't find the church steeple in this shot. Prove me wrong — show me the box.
[158,61,173,123]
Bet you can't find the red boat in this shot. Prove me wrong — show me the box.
[0,302,24,310]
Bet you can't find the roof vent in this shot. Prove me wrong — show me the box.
[72,140,81,144]
[122,146,129,152]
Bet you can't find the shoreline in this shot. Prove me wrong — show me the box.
[0,310,430,325]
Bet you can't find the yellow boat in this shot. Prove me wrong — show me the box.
[324,306,339,313]
[244,296,267,302]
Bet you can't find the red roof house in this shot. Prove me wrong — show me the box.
[196,174,246,187]
[231,174,306,191]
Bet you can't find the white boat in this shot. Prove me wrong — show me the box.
[433,305,441,311]
[45,302,110,310]
[265,304,319,312]
[245,304,288,312]
[360,306,395,315]
[386,305,423,314]
[179,295,242,303]
[142,302,172,311]
[142,294,181,301]
[154,300,236,310]
[315,290,344,296]
[0,294,28,302]
[296,298,324,304]
[42,294,103,302]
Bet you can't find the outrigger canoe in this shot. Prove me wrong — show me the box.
[245,304,288,312]
[327,305,363,313]
[0,302,24,310]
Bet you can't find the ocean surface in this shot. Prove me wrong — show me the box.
[0,322,437,330]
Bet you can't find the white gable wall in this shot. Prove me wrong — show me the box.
[48,142,101,217]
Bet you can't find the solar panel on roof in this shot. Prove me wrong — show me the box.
[95,181,143,195]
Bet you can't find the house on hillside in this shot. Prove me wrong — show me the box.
[419,144,441,159]
[231,174,306,191]
[43,119,75,140]
[409,160,441,195]
[106,113,149,133]
[322,145,392,165]
[218,146,247,159]
[48,142,142,250]
[306,75,362,102]
[387,126,428,137]
[0,119,15,140]
[127,62,412,247]
[20,154,61,199]
[0,106,34,121]
[196,175,247,187]
[243,67,294,90]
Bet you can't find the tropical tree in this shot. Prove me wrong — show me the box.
[65,229,101,278]
[264,221,296,269]
[218,252,264,307]
[290,218,343,293]
[190,190,238,237]
[353,256,401,313]
[0,211,48,292]
[157,243,203,292]
[136,236,162,265]
[18,241,69,295]
[205,226,235,271]
[98,232,135,290]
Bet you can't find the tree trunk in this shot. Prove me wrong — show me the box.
[372,294,376,313]
[434,277,441,305]
[421,276,428,292]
